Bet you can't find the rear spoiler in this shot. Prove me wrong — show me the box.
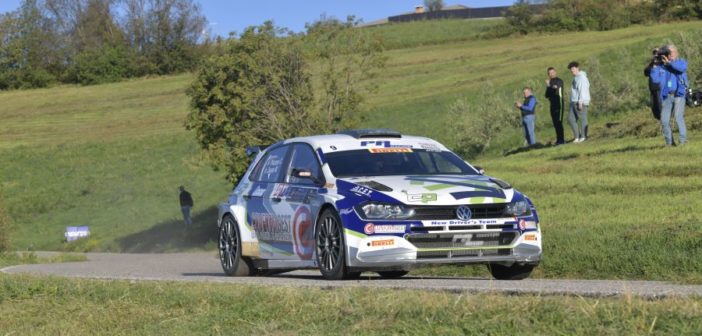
[245,145,269,157]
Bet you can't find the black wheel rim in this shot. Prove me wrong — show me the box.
[219,219,237,271]
[317,215,341,271]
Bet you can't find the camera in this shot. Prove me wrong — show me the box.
[653,46,671,64]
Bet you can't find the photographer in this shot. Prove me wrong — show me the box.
[651,44,688,146]
[644,48,664,120]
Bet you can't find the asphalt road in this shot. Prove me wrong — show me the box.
[3,252,702,298]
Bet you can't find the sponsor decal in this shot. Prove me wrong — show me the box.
[251,212,292,241]
[364,223,375,235]
[368,148,413,153]
[523,234,537,241]
[330,145,337,150]
[370,239,395,247]
[251,187,266,197]
[65,226,90,241]
[350,185,373,197]
[272,184,289,198]
[518,219,526,230]
[374,225,406,234]
[339,208,354,216]
[407,193,438,203]
[292,206,314,260]
[427,219,498,226]
[360,140,413,148]
[418,142,442,152]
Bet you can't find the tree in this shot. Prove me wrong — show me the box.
[186,20,385,184]
[424,0,444,12]
[186,23,317,182]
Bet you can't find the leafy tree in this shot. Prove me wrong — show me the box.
[424,0,444,12]
[505,0,534,34]
[186,20,385,183]
[186,23,316,182]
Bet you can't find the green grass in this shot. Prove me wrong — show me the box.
[366,18,504,50]
[1,20,702,283]
[0,252,86,268]
[1,274,701,335]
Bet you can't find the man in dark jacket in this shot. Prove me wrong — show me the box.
[644,48,664,120]
[179,186,194,227]
[516,87,537,146]
[545,67,565,145]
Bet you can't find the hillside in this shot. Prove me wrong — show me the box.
[1,20,701,281]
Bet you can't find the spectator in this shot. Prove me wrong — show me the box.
[545,67,565,145]
[515,87,537,146]
[651,44,688,146]
[644,48,664,120]
[568,62,591,143]
[179,186,194,227]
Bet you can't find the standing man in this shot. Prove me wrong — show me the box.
[545,67,565,145]
[179,185,194,227]
[567,62,591,143]
[516,87,537,146]
[651,44,688,146]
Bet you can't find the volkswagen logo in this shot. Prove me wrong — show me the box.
[456,205,473,220]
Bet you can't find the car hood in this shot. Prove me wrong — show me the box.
[338,175,515,206]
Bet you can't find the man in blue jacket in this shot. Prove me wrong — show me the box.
[516,87,537,146]
[651,44,688,146]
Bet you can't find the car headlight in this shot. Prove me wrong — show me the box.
[358,202,415,220]
[504,200,531,217]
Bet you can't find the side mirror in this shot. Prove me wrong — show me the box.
[292,168,322,184]
[474,166,485,175]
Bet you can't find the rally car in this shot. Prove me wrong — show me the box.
[217,129,542,280]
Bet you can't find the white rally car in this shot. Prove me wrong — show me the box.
[217,129,542,280]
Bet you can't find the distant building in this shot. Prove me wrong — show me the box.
[415,5,425,14]
[358,3,546,27]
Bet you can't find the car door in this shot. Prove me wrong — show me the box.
[245,144,296,259]
[280,143,325,261]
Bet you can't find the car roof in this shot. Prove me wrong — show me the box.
[281,132,450,153]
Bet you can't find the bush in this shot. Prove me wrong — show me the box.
[448,85,521,159]
[68,45,132,85]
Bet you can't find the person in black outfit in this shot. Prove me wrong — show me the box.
[545,67,565,145]
[179,186,194,227]
[644,48,663,120]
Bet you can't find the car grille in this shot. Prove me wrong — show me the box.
[410,204,508,220]
[417,248,512,259]
[407,231,518,250]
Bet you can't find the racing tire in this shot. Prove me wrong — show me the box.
[487,263,534,280]
[315,208,352,280]
[377,270,410,279]
[219,214,253,276]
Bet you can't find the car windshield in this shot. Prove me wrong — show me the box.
[325,149,479,177]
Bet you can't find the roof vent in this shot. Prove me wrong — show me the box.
[337,128,402,139]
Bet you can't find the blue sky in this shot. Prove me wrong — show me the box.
[0,1,514,36]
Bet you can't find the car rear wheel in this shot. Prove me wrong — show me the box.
[315,209,352,280]
[487,263,534,280]
[377,270,409,279]
[219,215,253,276]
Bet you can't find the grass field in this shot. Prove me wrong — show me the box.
[1,274,701,335]
[1,20,702,283]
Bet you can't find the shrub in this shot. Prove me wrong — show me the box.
[448,85,520,159]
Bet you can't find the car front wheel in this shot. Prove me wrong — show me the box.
[315,209,352,280]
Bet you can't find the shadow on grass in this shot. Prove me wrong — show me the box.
[117,205,219,253]
[585,145,662,157]
[503,142,556,156]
